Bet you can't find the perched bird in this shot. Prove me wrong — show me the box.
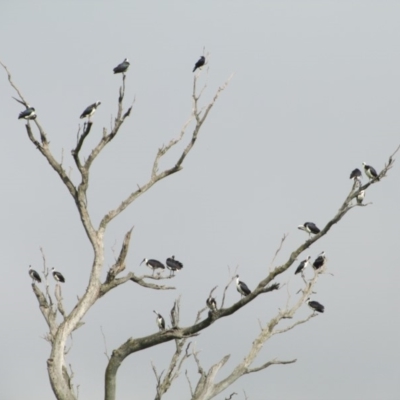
[80,101,101,119]
[18,107,36,120]
[153,310,165,331]
[312,251,326,271]
[236,275,251,297]
[28,265,41,283]
[140,258,165,276]
[166,256,183,276]
[295,256,311,275]
[307,298,325,313]
[362,162,379,181]
[298,222,321,236]
[356,190,365,205]
[349,168,362,181]
[193,56,205,72]
[52,268,65,283]
[206,295,217,312]
[113,58,130,74]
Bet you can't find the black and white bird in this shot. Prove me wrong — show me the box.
[236,275,251,297]
[298,222,321,236]
[295,256,311,275]
[52,268,65,283]
[18,107,36,120]
[29,265,41,283]
[312,251,326,271]
[362,162,379,181]
[153,310,165,331]
[113,58,130,74]
[206,295,217,312]
[80,101,101,119]
[140,258,165,275]
[349,168,362,181]
[193,56,205,72]
[307,298,325,313]
[166,256,183,276]
[356,190,365,204]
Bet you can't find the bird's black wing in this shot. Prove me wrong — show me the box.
[113,62,128,74]
[240,281,251,295]
[193,57,205,72]
[369,166,378,177]
[80,104,94,118]
[149,259,165,269]
[309,301,324,312]
[18,108,35,119]
[306,222,320,234]
[56,272,65,282]
[33,270,41,282]
[313,256,325,269]
[295,261,305,274]
[350,168,362,179]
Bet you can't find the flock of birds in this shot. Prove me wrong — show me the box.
[22,55,380,330]
[29,265,65,283]
[27,160,379,329]
[17,56,206,122]
[141,256,183,277]
[292,161,379,314]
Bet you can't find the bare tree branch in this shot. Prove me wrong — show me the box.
[71,122,94,172]
[98,73,233,233]
[269,234,288,272]
[55,285,67,320]
[105,227,134,283]
[245,358,297,374]
[100,326,110,361]
[220,275,236,309]
[185,369,194,397]
[192,355,231,400]
[100,272,176,297]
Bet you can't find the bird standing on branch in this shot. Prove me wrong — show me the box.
[362,162,379,181]
[140,258,165,276]
[312,251,326,271]
[166,256,183,276]
[52,268,65,283]
[193,56,205,72]
[349,168,362,181]
[307,298,325,313]
[153,310,165,331]
[298,222,321,237]
[236,275,251,297]
[206,295,217,312]
[295,256,311,275]
[80,101,101,120]
[113,58,130,75]
[29,265,41,283]
[18,107,36,120]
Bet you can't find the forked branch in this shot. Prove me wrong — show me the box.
[99,73,233,232]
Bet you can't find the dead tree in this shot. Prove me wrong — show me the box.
[1,59,397,400]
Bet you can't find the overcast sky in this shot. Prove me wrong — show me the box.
[1,1,400,399]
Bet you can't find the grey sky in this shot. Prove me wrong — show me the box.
[1,1,400,399]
